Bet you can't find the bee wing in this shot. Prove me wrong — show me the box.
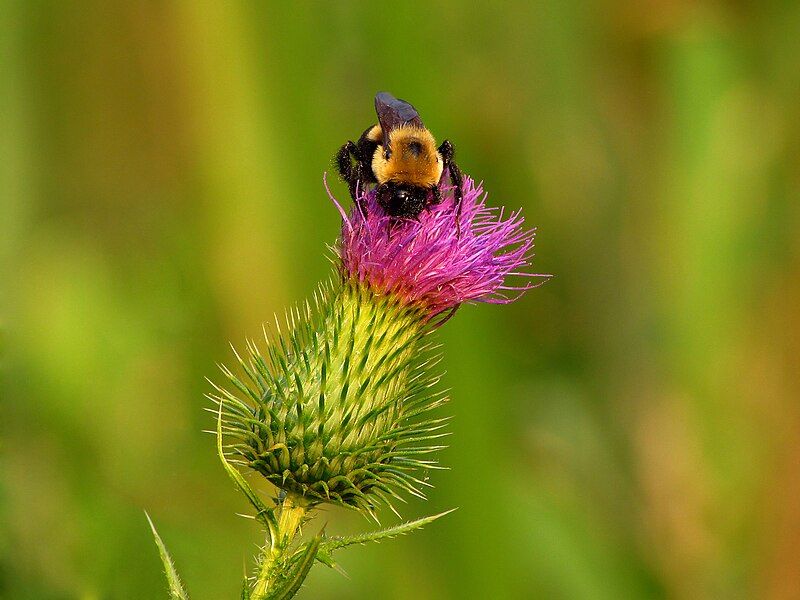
[374,92,424,149]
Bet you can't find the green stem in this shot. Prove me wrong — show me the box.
[251,493,310,599]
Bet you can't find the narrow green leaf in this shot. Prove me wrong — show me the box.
[216,403,278,540]
[145,512,190,600]
[322,509,456,553]
[241,577,252,600]
[266,534,322,600]
[313,548,348,578]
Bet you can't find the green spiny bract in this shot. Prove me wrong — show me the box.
[211,279,449,516]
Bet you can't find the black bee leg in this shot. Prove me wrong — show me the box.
[335,141,361,201]
[438,140,455,166]
[356,126,380,178]
[432,304,460,327]
[448,160,463,227]
[438,139,464,235]
[430,184,442,206]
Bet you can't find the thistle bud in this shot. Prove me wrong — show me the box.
[215,280,443,515]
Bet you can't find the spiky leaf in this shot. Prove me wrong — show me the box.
[241,578,252,600]
[146,513,190,600]
[264,534,322,600]
[321,509,456,553]
[215,403,278,539]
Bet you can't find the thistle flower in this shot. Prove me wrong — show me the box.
[152,173,547,599]
[215,175,544,516]
[336,176,543,318]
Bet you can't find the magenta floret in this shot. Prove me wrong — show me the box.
[332,176,548,317]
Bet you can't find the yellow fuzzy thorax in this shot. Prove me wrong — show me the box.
[370,124,444,188]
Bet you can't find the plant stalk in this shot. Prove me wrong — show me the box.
[251,493,310,599]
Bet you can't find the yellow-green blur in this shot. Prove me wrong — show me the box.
[3,2,799,598]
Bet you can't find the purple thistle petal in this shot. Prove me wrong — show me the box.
[335,176,550,317]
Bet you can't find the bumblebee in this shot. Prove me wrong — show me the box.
[336,92,462,219]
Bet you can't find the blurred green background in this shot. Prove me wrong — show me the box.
[3,2,800,598]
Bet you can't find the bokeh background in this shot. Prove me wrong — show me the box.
[3,2,800,598]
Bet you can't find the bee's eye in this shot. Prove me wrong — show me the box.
[384,149,392,160]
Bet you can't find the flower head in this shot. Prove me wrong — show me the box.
[215,174,548,517]
[334,176,547,317]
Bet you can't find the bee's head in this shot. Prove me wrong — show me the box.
[376,182,429,219]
